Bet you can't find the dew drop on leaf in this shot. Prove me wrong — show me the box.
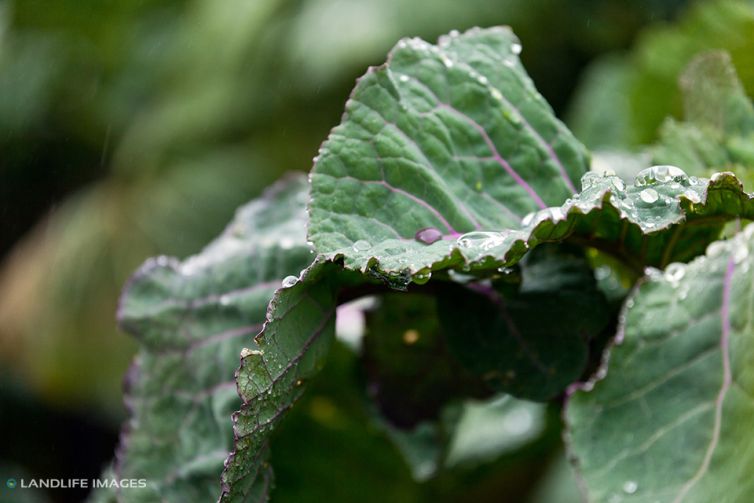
[456,231,505,250]
[622,480,638,494]
[511,42,522,55]
[635,165,689,186]
[282,275,299,288]
[664,263,685,284]
[707,240,727,258]
[412,270,432,285]
[414,227,443,245]
[352,239,372,252]
[639,188,659,204]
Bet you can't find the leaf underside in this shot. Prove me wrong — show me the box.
[100,175,313,502]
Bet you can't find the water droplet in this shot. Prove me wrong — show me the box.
[399,74,409,83]
[511,42,522,55]
[733,242,749,264]
[282,275,299,288]
[707,240,727,258]
[635,165,689,186]
[415,227,443,245]
[449,29,460,37]
[622,481,638,494]
[352,240,372,252]
[412,270,432,285]
[456,231,506,251]
[580,172,601,190]
[664,263,685,284]
[478,75,488,85]
[613,178,626,191]
[490,88,503,101]
[639,188,659,204]
[441,55,454,68]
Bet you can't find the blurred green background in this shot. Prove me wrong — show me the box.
[3,0,753,501]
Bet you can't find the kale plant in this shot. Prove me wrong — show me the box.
[95,28,754,503]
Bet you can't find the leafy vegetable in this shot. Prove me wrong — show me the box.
[103,23,754,503]
[308,27,589,274]
[566,224,754,503]
[101,175,313,501]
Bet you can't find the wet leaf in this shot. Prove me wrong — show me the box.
[566,224,754,503]
[308,27,589,276]
[101,175,313,502]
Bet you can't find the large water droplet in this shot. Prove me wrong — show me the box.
[282,275,299,288]
[635,165,689,186]
[511,42,522,55]
[639,188,659,204]
[580,172,601,190]
[415,227,443,245]
[456,231,506,251]
[352,240,372,252]
[622,481,638,494]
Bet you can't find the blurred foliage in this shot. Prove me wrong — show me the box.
[568,0,754,149]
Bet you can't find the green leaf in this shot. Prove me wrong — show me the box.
[438,245,609,401]
[677,51,754,136]
[104,175,313,502]
[620,0,754,145]
[565,224,754,503]
[220,260,367,502]
[316,161,753,286]
[308,27,589,276]
[652,51,754,180]
[443,394,546,469]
